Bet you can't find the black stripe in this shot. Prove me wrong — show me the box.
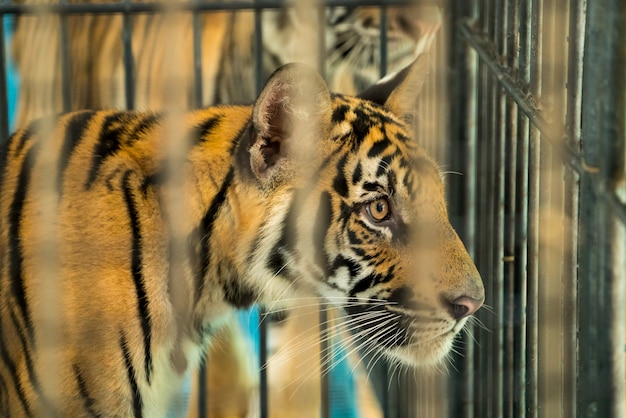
[57,111,97,193]
[194,167,234,302]
[375,154,395,177]
[8,308,42,404]
[121,171,153,385]
[367,138,391,159]
[0,133,13,192]
[350,274,376,296]
[120,332,143,418]
[8,143,38,348]
[12,127,34,158]
[353,218,380,239]
[245,232,263,268]
[139,169,165,196]
[0,375,9,417]
[73,364,102,418]
[0,311,33,417]
[266,247,288,277]
[362,182,380,192]
[13,114,59,158]
[313,192,333,275]
[347,228,362,246]
[233,122,256,181]
[190,116,221,144]
[127,113,160,140]
[85,112,126,190]
[351,115,373,144]
[332,154,349,198]
[395,132,411,144]
[351,161,362,185]
[388,285,415,308]
[330,255,361,284]
[331,104,350,123]
[271,188,302,265]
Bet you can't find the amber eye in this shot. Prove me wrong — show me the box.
[366,198,391,223]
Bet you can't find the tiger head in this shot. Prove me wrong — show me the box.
[262,5,441,95]
[235,56,484,367]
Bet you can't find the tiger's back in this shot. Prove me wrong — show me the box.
[0,106,254,416]
[0,59,483,417]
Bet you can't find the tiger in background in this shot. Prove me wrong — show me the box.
[11,2,442,126]
[0,53,484,417]
[8,2,444,417]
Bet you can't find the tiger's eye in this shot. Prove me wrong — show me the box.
[366,198,390,222]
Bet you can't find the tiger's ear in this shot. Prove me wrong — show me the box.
[358,54,430,125]
[249,63,332,186]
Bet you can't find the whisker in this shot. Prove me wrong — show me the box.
[251,258,293,308]
[268,310,394,370]
[441,170,464,177]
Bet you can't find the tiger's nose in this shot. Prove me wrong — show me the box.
[448,296,484,320]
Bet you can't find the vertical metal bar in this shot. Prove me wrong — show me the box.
[608,6,626,418]
[253,1,264,96]
[319,307,329,418]
[492,1,507,416]
[514,1,532,416]
[253,3,268,418]
[475,2,488,413]
[314,4,331,418]
[503,1,519,416]
[579,1,626,416]
[317,4,325,78]
[58,0,71,112]
[578,1,605,415]
[563,1,585,416]
[192,9,203,109]
[198,364,207,418]
[0,15,9,139]
[379,5,387,77]
[448,1,477,415]
[193,0,205,387]
[122,2,135,110]
[525,0,542,416]
[536,0,567,415]
[483,3,497,416]
[462,26,478,418]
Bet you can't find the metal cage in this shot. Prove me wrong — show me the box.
[0,0,624,417]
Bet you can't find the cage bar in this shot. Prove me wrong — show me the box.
[121,2,135,109]
[379,5,388,77]
[0,0,418,15]
[0,16,8,139]
[578,1,626,416]
[491,0,506,415]
[58,0,71,112]
[525,0,542,416]
[251,4,269,418]
[448,1,478,416]
[192,9,203,109]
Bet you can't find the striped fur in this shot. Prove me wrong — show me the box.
[10,4,441,127]
[0,59,483,417]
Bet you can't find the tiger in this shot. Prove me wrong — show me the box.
[10,2,442,127]
[9,3,444,416]
[0,55,483,417]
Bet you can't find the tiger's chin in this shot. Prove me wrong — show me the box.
[385,319,470,368]
[385,335,454,368]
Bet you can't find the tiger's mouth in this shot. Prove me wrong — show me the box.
[342,300,464,367]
